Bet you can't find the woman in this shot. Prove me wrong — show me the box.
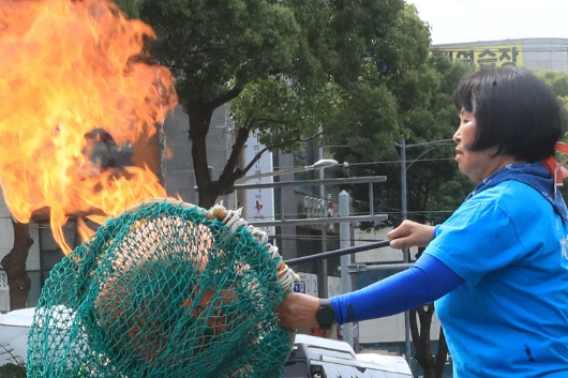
[275,67,568,377]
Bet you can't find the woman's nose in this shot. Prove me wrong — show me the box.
[453,128,461,143]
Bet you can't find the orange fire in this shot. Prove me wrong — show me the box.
[0,0,177,253]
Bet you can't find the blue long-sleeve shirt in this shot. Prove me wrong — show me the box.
[330,253,463,324]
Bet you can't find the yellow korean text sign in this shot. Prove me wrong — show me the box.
[435,44,523,70]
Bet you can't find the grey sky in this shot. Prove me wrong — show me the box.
[407,0,568,45]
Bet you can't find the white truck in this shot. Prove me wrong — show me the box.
[0,307,34,366]
[284,334,413,378]
[1,309,414,378]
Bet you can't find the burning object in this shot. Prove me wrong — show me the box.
[0,0,177,253]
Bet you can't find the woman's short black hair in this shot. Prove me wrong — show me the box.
[454,67,566,162]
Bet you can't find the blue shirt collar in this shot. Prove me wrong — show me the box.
[467,162,568,223]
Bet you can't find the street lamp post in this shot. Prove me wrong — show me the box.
[234,158,341,238]
[395,137,453,364]
[396,137,453,231]
[234,158,340,184]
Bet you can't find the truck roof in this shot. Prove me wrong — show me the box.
[357,352,413,376]
[293,334,356,358]
[290,335,413,377]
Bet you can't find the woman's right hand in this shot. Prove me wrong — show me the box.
[387,220,435,249]
[274,292,320,330]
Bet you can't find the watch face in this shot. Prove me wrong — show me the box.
[316,305,335,329]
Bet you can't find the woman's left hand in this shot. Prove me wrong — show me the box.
[388,220,435,249]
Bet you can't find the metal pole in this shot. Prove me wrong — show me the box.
[401,138,407,231]
[285,240,391,265]
[318,140,328,297]
[246,214,387,228]
[339,190,354,347]
[400,138,412,364]
[369,182,374,216]
[347,262,414,272]
[233,176,386,190]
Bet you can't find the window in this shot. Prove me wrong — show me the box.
[283,361,308,378]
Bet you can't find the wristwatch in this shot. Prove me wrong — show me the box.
[315,299,336,330]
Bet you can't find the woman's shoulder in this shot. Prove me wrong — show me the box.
[472,180,554,218]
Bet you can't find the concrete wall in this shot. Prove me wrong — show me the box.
[522,38,568,72]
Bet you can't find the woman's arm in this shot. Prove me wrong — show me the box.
[275,253,463,329]
[331,254,463,324]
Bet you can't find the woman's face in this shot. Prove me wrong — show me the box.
[453,108,515,183]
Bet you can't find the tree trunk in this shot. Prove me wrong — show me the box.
[410,304,449,378]
[435,326,449,378]
[187,104,221,208]
[1,220,33,310]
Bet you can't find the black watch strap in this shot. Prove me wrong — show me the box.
[316,298,335,330]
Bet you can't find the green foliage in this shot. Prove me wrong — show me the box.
[533,69,568,125]
[533,69,568,199]
[112,0,475,215]
[112,0,419,206]
[228,0,410,152]
[333,50,475,226]
[116,0,145,18]
[534,69,568,97]
[232,2,433,159]
[425,171,474,224]
[231,77,335,152]
[131,0,303,103]
[0,364,26,378]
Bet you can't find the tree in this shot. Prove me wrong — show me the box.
[113,0,425,208]
[534,69,568,99]
[533,69,568,198]
[333,52,474,225]
[1,221,33,311]
[533,69,568,131]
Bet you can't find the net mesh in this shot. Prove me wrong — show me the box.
[27,200,297,378]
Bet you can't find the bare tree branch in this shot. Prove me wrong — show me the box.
[240,130,323,176]
[254,117,304,125]
[217,126,251,185]
[206,86,244,110]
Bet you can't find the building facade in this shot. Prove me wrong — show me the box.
[433,37,568,72]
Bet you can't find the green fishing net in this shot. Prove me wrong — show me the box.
[27,199,298,378]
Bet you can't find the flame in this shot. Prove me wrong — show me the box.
[0,0,178,253]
